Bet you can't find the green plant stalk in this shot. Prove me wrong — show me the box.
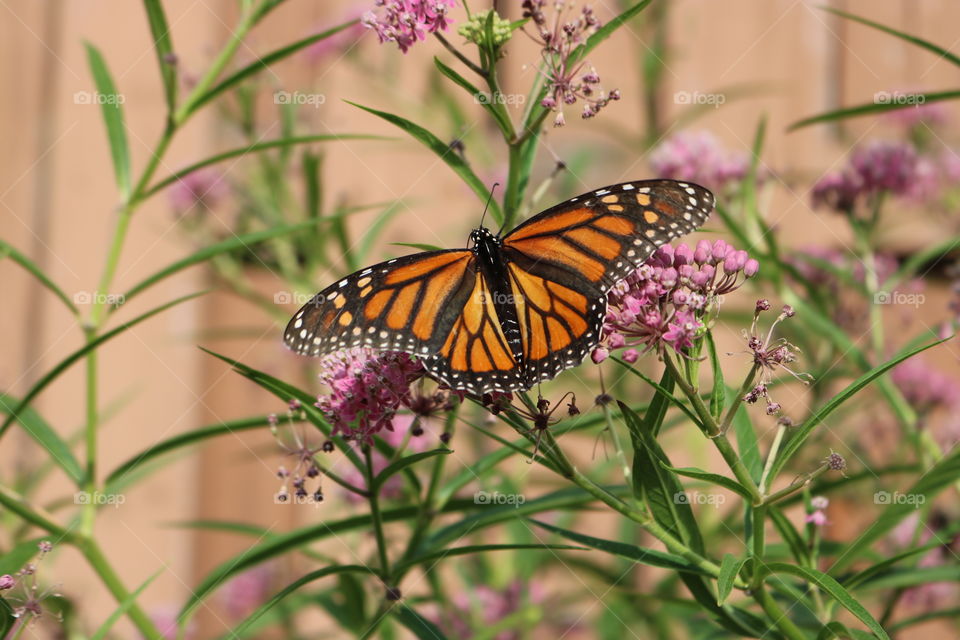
[602,401,632,485]
[720,363,760,434]
[762,464,829,505]
[662,352,763,503]
[365,446,392,587]
[752,583,807,640]
[79,537,163,639]
[758,423,786,495]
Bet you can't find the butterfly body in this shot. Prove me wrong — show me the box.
[285,180,714,395]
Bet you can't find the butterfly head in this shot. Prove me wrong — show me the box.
[469,226,500,249]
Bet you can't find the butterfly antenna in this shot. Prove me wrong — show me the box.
[479,182,499,232]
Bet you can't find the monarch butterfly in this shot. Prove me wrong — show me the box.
[284,179,714,394]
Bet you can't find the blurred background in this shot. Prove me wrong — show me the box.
[1,0,958,637]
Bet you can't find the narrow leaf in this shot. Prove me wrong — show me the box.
[790,89,960,130]
[107,416,271,484]
[706,332,725,419]
[717,553,745,605]
[764,563,889,639]
[143,135,385,198]
[347,101,504,225]
[372,449,450,492]
[662,463,752,500]
[90,568,163,640]
[567,0,654,65]
[0,238,79,316]
[530,520,710,575]
[0,292,204,438]
[84,43,131,199]
[393,604,450,640]
[395,543,586,574]
[770,337,950,481]
[0,394,84,484]
[142,0,177,111]
[822,6,960,67]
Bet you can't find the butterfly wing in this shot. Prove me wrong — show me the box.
[420,268,525,394]
[502,179,714,293]
[284,250,477,358]
[498,179,714,384]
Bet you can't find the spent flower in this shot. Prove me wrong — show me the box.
[522,0,619,125]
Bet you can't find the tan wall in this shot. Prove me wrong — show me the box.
[2,0,958,637]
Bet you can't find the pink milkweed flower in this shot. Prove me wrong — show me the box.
[167,167,228,214]
[649,131,753,192]
[362,0,457,54]
[315,348,424,444]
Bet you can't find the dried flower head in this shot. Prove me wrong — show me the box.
[522,1,619,126]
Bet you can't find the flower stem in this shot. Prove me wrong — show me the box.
[364,446,392,587]
[752,583,807,640]
[79,537,162,639]
[762,464,829,506]
[759,423,786,494]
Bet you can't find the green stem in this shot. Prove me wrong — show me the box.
[81,329,97,536]
[365,447,392,587]
[759,423,786,495]
[663,353,763,503]
[762,464,829,506]
[720,363,760,434]
[752,583,807,640]
[79,537,162,639]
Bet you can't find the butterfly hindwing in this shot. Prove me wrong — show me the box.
[503,179,714,293]
[284,250,476,357]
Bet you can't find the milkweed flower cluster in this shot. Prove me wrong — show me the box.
[648,131,752,192]
[805,495,829,527]
[4,541,60,625]
[167,167,228,215]
[315,348,424,443]
[522,0,620,126]
[362,0,456,53]
[740,302,809,418]
[591,240,758,362]
[892,359,960,449]
[811,139,960,213]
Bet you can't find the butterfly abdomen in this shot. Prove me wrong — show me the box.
[471,227,525,364]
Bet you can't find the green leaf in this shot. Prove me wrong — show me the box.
[0,538,43,575]
[661,463,752,500]
[434,57,512,136]
[0,598,13,638]
[717,553,744,605]
[817,621,875,640]
[228,565,376,635]
[529,520,710,575]
[357,201,404,265]
[731,402,763,482]
[84,43,131,200]
[120,220,317,305]
[395,543,586,575]
[372,449,450,492]
[769,507,809,565]
[0,292,204,438]
[106,416,271,485]
[199,348,364,471]
[705,332,725,420]
[567,0,654,66]
[393,604,450,640]
[855,565,960,591]
[612,358,701,425]
[831,446,960,574]
[391,242,445,252]
[0,394,84,484]
[142,0,177,112]
[890,608,960,633]
[0,238,79,316]
[790,89,960,131]
[762,563,889,640]
[769,337,950,482]
[182,20,359,117]
[90,567,163,640]
[842,520,960,590]
[823,6,960,67]
[347,101,504,225]
[620,401,705,554]
[142,135,385,199]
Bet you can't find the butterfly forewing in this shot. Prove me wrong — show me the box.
[284,250,476,357]
[503,179,714,293]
